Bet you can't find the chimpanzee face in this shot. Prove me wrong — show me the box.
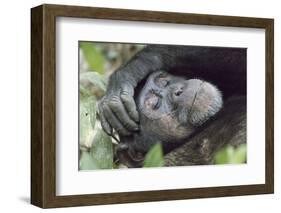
[137,71,223,143]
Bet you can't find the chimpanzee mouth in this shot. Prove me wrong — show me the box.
[188,80,206,119]
[187,80,223,127]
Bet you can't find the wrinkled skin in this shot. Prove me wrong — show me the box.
[98,45,246,137]
[136,71,222,149]
[116,71,223,167]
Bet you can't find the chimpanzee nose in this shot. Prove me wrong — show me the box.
[170,82,185,98]
[174,87,183,96]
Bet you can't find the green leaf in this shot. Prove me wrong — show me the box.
[79,150,99,170]
[214,144,247,164]
[80,96,96,147]
[232,144,247,163]
[214,146,233,164]
[80,42,105,74]
[143,143,164,168]
[90,129,113,169]
[79,83,92,98]
[80,71,107,93]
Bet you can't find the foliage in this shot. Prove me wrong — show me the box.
[79,42,247,169]
[80,96,96,148]
[90,129,114,169]
[79,150,99,170]
[79,128,114,170]
[80,71,107,99]
[79,44,113,170]
[143,143,164,168]
[80,72,107,93]
[80,42,105,74]
[214,144,247,164]
[79,94,114,170]
[79,42,148,170]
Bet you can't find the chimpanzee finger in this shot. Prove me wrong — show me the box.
[97,101,113,136]
[108,96,139,131]
[120,84,139,122]
[103,104,131,136]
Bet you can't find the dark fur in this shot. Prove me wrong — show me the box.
[99,45,247,167]
[111,45,246,97]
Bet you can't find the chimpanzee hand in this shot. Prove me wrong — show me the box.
[97,72,139,136]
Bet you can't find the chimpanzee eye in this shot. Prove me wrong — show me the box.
[155,77,169,87]
[144,91,162,111]
[153,98,162,110]
[158,73,168,78]
[160,79,169,87]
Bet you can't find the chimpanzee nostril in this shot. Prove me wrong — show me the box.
[174,88,183,96]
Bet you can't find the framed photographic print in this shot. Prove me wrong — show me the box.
[31,4,274,208]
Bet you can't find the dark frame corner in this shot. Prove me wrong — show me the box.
[31,4,274,208]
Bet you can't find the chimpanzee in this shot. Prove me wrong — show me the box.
[115,71,245,167]
[97,44,246,167]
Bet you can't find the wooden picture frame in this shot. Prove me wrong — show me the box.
[31,4,274,208]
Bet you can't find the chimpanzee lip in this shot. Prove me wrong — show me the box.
[188,80,206,118]
[188,81,223,126]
